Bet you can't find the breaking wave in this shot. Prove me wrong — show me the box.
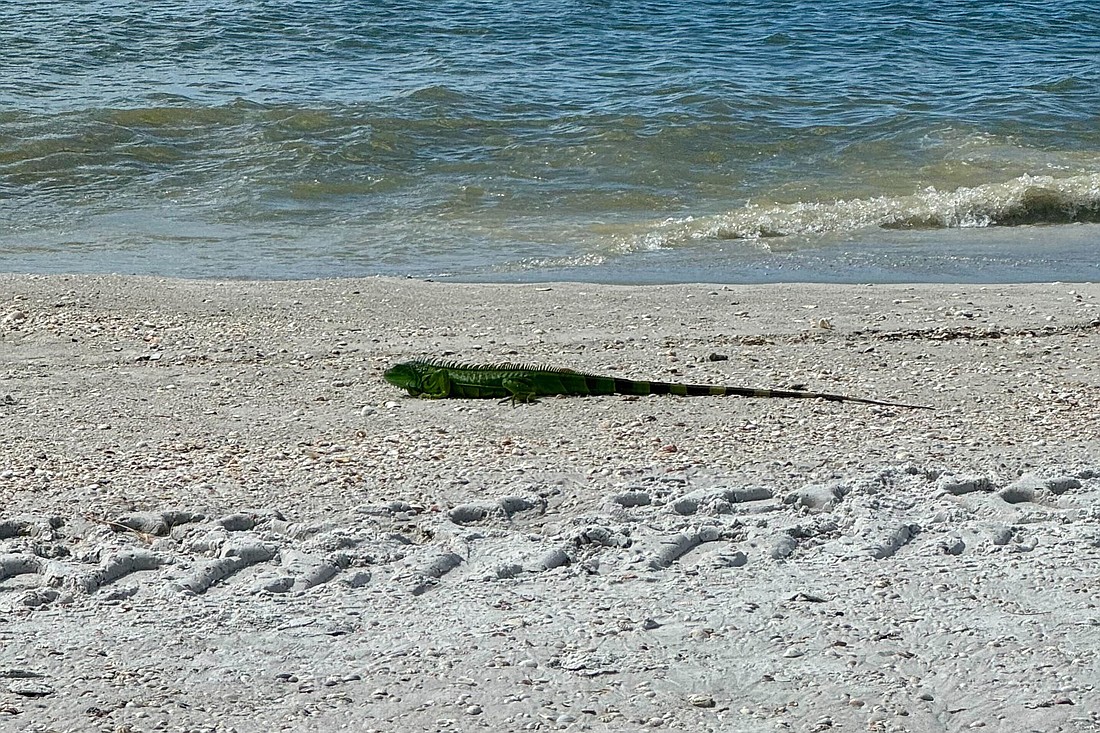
[636,173,1100,250]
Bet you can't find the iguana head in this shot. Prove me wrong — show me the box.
[383,361,424,395]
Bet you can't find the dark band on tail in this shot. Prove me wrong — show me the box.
[612,377,642,394]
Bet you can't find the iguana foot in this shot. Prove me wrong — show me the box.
[498,396,540,406]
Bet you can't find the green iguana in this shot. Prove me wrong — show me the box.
[384,359,931,409]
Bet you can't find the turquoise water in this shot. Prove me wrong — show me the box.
[2,0,1099,282]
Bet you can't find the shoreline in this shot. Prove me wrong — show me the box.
[2,274,1098,731]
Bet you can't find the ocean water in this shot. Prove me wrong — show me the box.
[2,0,1099,283]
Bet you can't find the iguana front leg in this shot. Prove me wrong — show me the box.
[502,376,539,404]
[417,369,453,398]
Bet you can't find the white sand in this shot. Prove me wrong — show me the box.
[1,274,1098,732]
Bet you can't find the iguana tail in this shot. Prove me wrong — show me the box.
[605,377,931,409]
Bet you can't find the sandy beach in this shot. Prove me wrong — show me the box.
[1,274,1098,732]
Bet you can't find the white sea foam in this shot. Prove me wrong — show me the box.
[635,173,1100,251]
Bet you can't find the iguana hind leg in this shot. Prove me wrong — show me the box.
[502,376,539,404]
